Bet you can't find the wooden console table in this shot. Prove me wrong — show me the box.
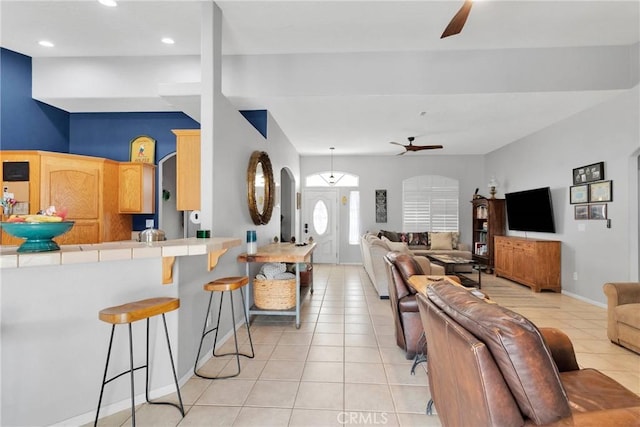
[494,236,561,292]
[237,242,316,328]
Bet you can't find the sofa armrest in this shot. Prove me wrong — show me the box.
[430,263,445,275]
[413,256,445,276]
[603,282,640,307]
[539,328,580,372]
[457,242,471,252]
[541,406,640,426]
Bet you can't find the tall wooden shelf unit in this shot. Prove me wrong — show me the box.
[471,197,506,271]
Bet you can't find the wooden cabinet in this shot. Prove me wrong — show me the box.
[173,129,200,211]
[119,162,155,213]
[471,198,505,271]
[1,151,132,245]
[494,236,561,292]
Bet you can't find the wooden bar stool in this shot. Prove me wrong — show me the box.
[194,276,255,379]
[94,297,184,426]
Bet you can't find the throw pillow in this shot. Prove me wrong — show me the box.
[451,232,460,249]
[378,230,399,242]
[381,236,410,253]
[430,232,453,250]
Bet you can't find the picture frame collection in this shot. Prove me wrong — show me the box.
[570,162,612,220]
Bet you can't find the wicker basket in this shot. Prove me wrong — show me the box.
[253,278,296,310]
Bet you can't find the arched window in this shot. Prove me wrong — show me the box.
[402,175,459,232]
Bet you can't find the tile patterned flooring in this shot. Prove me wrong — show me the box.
[95,264,639,426]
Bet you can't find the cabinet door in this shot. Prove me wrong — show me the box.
[494,239,512,275]
[119,163,155,213]
[173,129,200,211]
[40,154,101,243]
[513,242,536,285]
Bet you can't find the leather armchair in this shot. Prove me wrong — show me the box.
[417,282,640,426]
[603,282,640,354]
[383,251,444,359]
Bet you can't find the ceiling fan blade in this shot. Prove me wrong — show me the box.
[389,141,405,146]
[441,0,473,39]
[416,145,444,150]
[396,151,407,156]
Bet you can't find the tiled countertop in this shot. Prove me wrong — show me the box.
[0,237,242,269]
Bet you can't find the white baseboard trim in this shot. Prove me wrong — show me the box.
[561,289,606,309]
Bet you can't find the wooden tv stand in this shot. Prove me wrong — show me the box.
[494,236,561,292]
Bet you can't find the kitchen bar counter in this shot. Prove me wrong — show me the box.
[1,236,243,426]
[0,236,241,268]
[0,236,241,284]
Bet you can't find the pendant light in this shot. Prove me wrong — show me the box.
[329,147,336,185]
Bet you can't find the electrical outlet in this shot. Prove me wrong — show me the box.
[573,272,578,281]
[145,219,154,228]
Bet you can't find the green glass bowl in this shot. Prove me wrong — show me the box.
[1,221,74,253]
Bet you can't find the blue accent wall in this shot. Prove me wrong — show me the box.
[0,48,70,151]
[1,47,199,230]
[69,112,198,161]
[69,113,199,231]
[240,110,268,138]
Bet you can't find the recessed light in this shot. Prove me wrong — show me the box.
[98,0,117,7]
[161,37,175,45]
[38,40,54,48]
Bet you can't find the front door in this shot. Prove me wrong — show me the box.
[303,189,338,264]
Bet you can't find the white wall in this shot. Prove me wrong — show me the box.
[301,154,484,264]
[486,86,639,304]
[301,86,638,303]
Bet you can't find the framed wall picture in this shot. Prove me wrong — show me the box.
[129,135,156,164]
[588,203,607,220]
[375,189,387,223]
[572,161,604,184]
[574,205,588,220]
[589,180,612,202]
[570,184,589,204]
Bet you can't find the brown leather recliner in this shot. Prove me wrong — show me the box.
[417,282,640,426]
[383,252,444,359]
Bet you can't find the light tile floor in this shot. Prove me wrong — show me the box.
[95,264,639,426]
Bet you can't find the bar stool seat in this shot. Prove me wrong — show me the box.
[194,276,254,379]
[95,297,184,426]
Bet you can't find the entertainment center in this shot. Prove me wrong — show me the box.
[494,186,561,292]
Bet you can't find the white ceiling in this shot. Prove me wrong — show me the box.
[1,0,639,156]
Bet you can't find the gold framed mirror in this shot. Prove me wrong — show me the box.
[247,151,275,225]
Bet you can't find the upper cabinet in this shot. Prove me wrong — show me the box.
[119,162,155,213]
[173,129,200,211]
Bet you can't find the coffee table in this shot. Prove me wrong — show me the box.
[426,254,481,288]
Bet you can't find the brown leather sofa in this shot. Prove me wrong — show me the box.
[603,282,640,354]
[383,252,444,359]
[417,281,640,426]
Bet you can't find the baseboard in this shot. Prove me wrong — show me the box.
[561,289,606,309]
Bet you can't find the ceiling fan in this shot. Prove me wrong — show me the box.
[441,0,473,38]
[389,136,443,155]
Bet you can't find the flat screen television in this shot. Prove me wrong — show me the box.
[505,187,556,233]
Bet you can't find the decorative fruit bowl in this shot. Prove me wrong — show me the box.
[0,221,75,253]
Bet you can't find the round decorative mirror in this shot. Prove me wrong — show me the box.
[247,151,275,225]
